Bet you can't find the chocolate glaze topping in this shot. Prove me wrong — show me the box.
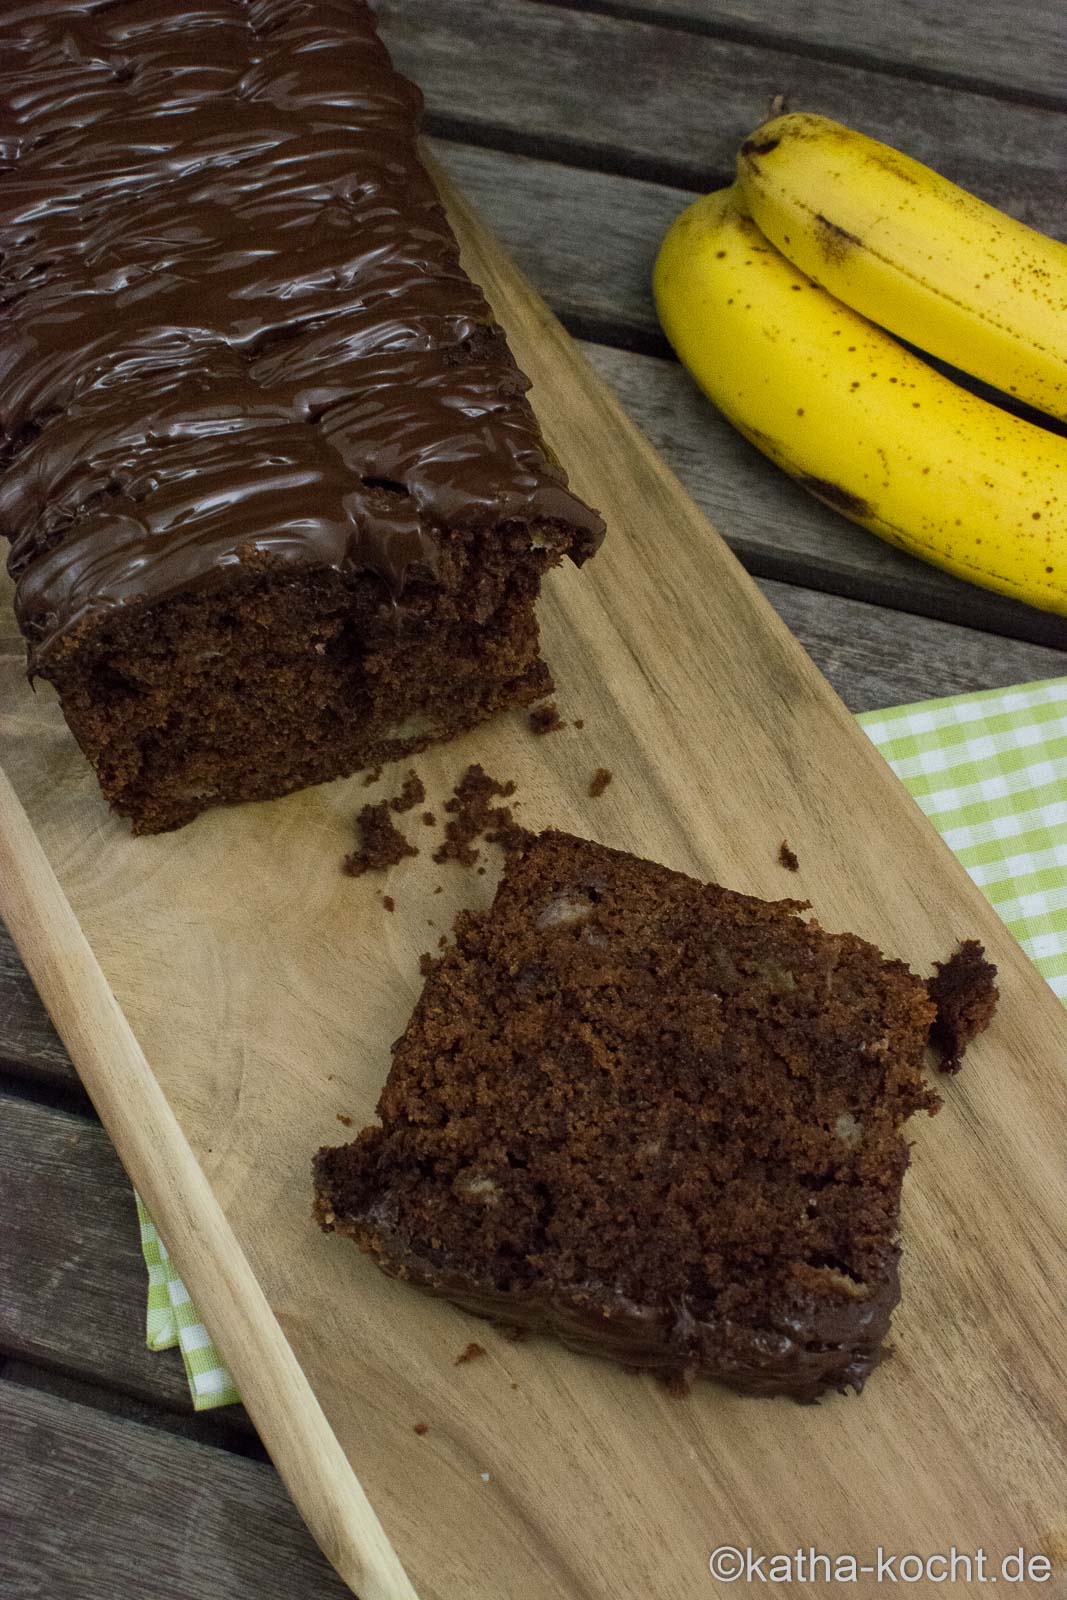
[0,0,604,666]
[314,1188,899,1401]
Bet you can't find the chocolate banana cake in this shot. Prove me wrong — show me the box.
[315,830,940,1401]
[0,1,603,833]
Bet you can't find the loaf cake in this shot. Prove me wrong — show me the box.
[0,1,603,833]
[315,830,940,1400]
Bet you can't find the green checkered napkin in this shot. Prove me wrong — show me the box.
[858,675,1067,1000]
[136,1195,240,1409]
[137,673,1067,1409]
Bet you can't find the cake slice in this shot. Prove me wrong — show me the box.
[315,831,939,1400]
[0,1,602,833]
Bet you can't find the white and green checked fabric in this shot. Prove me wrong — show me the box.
[137,673,1067,1410]
[136,1194,240,1409]
[858,675,1067,1000]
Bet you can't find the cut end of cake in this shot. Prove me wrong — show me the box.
[40,530,568,834]
[315,829,940,1401]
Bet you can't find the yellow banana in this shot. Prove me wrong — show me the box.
[652,186,1067,616]
[735,111,1067,423]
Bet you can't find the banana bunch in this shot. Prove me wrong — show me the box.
[653,112,1067,616]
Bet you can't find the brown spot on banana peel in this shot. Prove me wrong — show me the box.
[864,146,920,185]
[740,135,781,159]
[731,425,869,519]
[797,475,872,518]
[814,213,863,263]
[736,422,777,451]
[734,423,887,533]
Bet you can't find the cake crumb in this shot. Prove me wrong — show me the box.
[528,702,564,736]
[778,840,799,872]
[454,1341,487,1366]
[336,1113,353,1127]
[486,815,534,855]
[438,934,448,949]
[382,894,396,913]
[390,770,426,814]
[422,811,436,826]
[418,951,434,976]
[413,1422,429,1436]
[588,767,613,798]
[362,764,383,787]
[927,940,999,1073]
[344,801,418,876]
[433,764,519,866]
[433,884,443,894]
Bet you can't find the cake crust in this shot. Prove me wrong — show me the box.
[315,831,939,1401]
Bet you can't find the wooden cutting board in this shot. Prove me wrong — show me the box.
[2,167,1066,1600]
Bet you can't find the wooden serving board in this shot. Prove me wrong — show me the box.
[2,168,1066,1600]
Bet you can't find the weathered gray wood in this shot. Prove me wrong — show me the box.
[0,1361,255,1451]
[432,139,672,348]
[0,1378,347,1599]
[763,577,1066,709]
[0,1093,194,1409]
[432,140,1066,647]
[0,923,71,1082]
[380,0,1067,224]
[541,0,1067,108]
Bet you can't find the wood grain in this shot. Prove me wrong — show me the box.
[0,1092,197,1410]
[0,1380,347,1600]
[539,0,1067,106]
[1,585,1062,1091]
[755,580,1067,705]
[0,775,418,1600]
[2,167,1066,1599]
[379,0,1067,207]
[0,923,70,1082]
[431,138,679,347]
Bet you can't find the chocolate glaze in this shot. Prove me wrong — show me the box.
[313,1187,897,1402]
[0,0,604,667]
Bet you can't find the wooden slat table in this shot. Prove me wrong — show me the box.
[1,3,1064,1594]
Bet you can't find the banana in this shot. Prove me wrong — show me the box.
[735,111,1067,423]
[652,186,1067,615]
